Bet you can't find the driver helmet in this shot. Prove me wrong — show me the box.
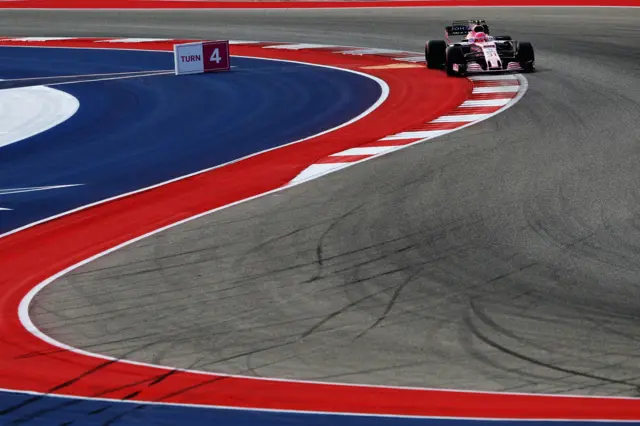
[473,31,488,42]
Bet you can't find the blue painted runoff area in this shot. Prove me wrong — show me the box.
[1,390,639,426]
[0,47,381,233]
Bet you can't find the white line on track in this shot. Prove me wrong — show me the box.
[0,184,83,195]
[43,71,175,86]
[0,69,172,82]
[0,37,77,41]
[263,43,339,50]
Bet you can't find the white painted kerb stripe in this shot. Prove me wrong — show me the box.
[340,48,403,55]
[432,114,493,123]
[288,164,351,185]
[461,99,511,107]
[263,43,338,50]
[381,130,450,140]
[472,86,520,93]
[229,41,263,45]
[332,147,397,156]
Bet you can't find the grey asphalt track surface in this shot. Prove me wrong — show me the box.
[5,6,640,397]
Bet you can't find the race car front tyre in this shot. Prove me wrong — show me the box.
[516,41,535,73]
[425,40,446,69]
[445,45,465,76]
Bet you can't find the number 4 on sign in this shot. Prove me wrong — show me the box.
[210,48,221,64]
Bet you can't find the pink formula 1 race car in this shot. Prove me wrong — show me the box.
[425,20,535,76]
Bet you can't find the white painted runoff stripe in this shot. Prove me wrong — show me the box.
[340,48,402,55]
[2,37,77,41]
[96,38,172,43]
[461,99,511,107]
[264,43,338,50]
[472,85,521,93]
[289,163,350,185]
[229,40,263,45]
[0,84,79,149]
[432,114,494,123]
[332,146,397,156]
[381,130,450,140]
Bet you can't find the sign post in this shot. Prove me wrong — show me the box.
[174,40,231,75]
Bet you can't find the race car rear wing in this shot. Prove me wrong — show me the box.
[445,25,473,36]
[445,20,490,37]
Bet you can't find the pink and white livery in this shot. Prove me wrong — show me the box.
[424,19,535,76]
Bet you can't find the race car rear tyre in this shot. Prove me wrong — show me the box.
[425,40,446,69]
[516,41,535,73]
[445,45,465,76]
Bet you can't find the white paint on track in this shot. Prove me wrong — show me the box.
[0,84,79,149]
[472,85,520,93]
